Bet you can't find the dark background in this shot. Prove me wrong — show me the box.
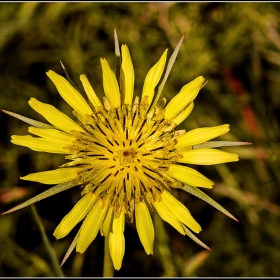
[0,2,279,277]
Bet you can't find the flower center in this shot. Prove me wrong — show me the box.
[118,148,137,166]
[67,97,183,220]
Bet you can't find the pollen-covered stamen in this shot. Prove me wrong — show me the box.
[65,96,184,219]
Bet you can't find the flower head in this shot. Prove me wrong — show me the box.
[3,31,247,270]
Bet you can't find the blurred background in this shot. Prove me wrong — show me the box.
[0,2,280,277]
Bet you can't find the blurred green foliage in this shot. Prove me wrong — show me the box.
[0,2,280,277]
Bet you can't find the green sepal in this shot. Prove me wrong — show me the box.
[2,180,78,215]
[193,141,252,149]
[182,184,238,221]
[114,28,121,89]
[182,224,211,251]
[60,229,80,267]
[150,33,185,111]
[2,109,54,129]
[60,61,83,94]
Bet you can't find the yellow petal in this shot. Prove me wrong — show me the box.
[109,210,125,270]
[161,191,201,233]
[53,192,96,239]
[179,149,239,165]
[46,70,93,116]
[28,127,75,145]
[20,167,82,184]
[76,199,108,253]
[166,164,214,188]
[153,200,185,235]
[80,74,102,107]
[100,206,114,237]
[28,98,85,134]
[11,135,70,154]
[171,102,194,125]
[142,49,168,107]
[100,58,121,108]
[165,76,205,120]
[176,124,230,148]
[120,45,134,105]
[135,202,154,255]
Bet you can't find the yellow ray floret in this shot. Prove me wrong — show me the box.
[166,164,214,188]
[101,207,114,237]
[153,199,185,235]
[80,74,102,107]
[135,202,154,255]
[171,102,194,126]
[28,127,75,145]
[165,76,205,120]
[20,167,82,184]
[142,49,168,107]
[76,199,108,253]
[100,58,121,108]
[28,98,85,134]
[11,135,70,154]
[120,44,135,105]
[179,149,239,165]
[54,192,96,239]
[175,124,230,149]
[46,71,93,116]
[109,209,125,270]
[161,191,201,233]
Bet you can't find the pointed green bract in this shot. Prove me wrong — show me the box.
[2,180,78,215]
[193,141,252,149]
[114,28,121,87]
[2,110,54,129]
[60,229,81,267]
[182,184,238,221]
[182,225,211,251]
[150,34,185,111]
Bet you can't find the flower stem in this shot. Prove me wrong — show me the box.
[103,237,114,277]
[31,204,65,277]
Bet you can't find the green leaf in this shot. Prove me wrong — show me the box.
[2,180,78,215]
[2,109,54,129]
[193,141,252,149]
[182,224,211,251]
[182,184,238,221]
[150,33,185,111]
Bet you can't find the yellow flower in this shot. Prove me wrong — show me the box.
[3,33,245,271]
